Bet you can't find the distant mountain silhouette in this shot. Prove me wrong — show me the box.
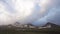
[43,22,60,28]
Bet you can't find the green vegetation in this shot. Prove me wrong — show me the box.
[0,28,60,34]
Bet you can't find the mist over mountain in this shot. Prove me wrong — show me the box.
[0,0,60,26]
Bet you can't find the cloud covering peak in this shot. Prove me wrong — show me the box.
[0,0,60,26]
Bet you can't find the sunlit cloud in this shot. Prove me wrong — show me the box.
[0,0,60,26]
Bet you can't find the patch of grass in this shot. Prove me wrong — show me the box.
[0,28,60,34]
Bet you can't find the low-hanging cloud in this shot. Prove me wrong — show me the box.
[0,0,36,25]
[0,0,60,26]
[32,0,60,26]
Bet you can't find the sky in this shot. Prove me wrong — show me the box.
[0,0,60,26]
